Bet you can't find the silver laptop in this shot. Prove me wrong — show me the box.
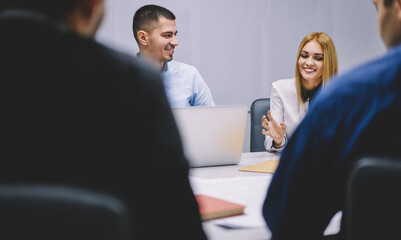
[172,105,248,168]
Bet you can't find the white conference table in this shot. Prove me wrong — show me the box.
[189,151,277,240]
[189,151,341,240]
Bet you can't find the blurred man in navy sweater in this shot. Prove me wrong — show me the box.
[0,0,206,239]
[263,0,401,239]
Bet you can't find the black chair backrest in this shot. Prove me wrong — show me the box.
[345,156,401,240]
[0,184,133,240]
[250,98,270,152]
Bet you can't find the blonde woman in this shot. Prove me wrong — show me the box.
[262,32,338,152]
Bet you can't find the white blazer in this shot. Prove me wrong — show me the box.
[264,78,309,152]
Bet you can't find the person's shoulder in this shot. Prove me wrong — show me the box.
[335,44,401,86]
[167,60,198,72]
[273,77,294,86]
[310,48,401,119]
[97,43,153,69]
[92,42,160,79]
[272,77,295,91]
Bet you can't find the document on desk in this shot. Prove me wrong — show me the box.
[238,159,279,173]
[189,175,272,229]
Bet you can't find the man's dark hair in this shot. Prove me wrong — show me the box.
[384,0,395,7]
[0,0,79,20]
[132,4,175,44]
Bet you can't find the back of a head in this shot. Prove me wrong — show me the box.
[0,0,79,20]
[384,0,396,7]
[132,4,175,44]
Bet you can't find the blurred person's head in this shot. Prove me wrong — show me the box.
[0,0,105,37]
[373,0,401,48]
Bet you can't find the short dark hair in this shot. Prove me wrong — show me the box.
[0,0,79,20]
[132,4,175,44]
[384,0,395,7]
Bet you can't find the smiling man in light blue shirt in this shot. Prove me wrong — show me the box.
[133,4,215,108]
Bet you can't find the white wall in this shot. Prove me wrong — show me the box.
[96,0,386,152]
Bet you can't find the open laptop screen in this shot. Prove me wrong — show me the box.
[172,105,248,168]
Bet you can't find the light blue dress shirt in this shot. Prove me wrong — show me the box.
[162,60,215,108]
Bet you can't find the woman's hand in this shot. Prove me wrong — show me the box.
[261,110,286,147]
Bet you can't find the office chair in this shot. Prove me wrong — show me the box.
[250,98,270,152]
[345,156,401,240]
[0,184,133,240]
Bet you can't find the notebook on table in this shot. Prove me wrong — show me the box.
[172,105,248,168]
[195,194,245,221]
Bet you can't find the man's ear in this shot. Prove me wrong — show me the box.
[77,0,104,36]
[76,0,95,17]
[74,0,104,23]
[137,30,149,46]
[396,0,401,20]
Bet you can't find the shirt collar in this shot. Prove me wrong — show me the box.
[136,52,168,72]
[162,61,169,72]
